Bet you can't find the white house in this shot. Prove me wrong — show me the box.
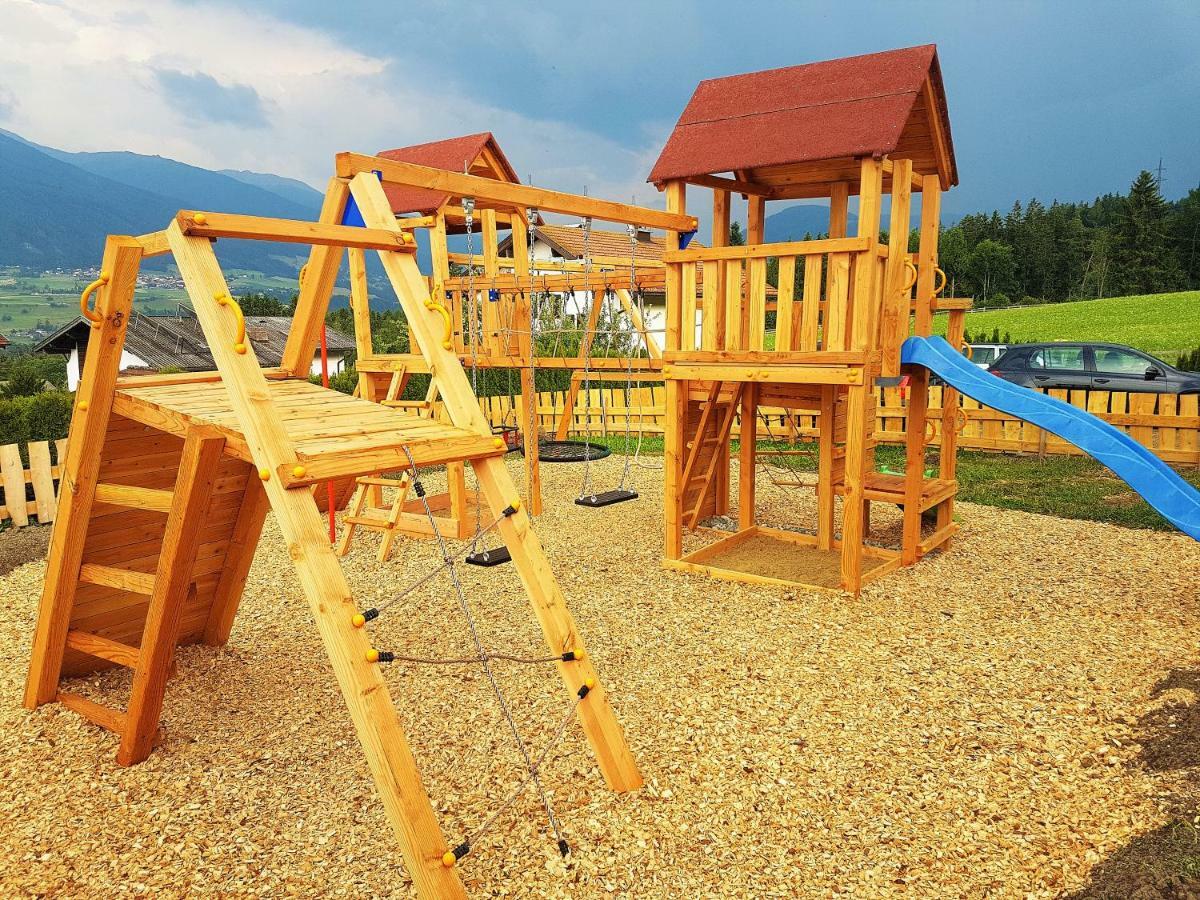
[36,312,354,391]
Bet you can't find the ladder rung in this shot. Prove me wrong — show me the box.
[79,563,156,595]
[380,400,431,409]
[56,690,126,734]
[344,515,394,528]
[355,477,408,487]
[94,483,174,512]
[65,630,140,668]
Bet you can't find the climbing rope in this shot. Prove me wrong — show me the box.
[356,445,575,865]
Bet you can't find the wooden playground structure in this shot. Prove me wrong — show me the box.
[650,43,968,594]
[23,42,983,896]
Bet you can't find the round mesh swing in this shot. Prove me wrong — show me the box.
[523,440,611,463]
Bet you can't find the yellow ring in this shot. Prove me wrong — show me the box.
[216,292,248,353]
[425,287,454,350]
[902,260,918,292]
[932,267,947,298]
[80,272,111,328]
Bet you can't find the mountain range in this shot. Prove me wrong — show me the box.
[0,127,851,285]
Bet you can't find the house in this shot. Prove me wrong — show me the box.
[0,333,9,350]
[35,312,355,391]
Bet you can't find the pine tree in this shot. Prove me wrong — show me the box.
[1113,170,1179,294]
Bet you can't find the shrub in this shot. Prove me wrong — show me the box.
[26,391,73,442]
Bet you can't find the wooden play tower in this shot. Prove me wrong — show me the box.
[650,44,970,594]
[22,172,646,897]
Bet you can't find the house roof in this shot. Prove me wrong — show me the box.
[497,223,703,263]
[0,333,9,348]
[35,314,354,371]
[376,132,520,219]
[648,44,957,192]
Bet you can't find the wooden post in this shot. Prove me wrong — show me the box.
[817,386,836,550]
[938,308,966,538]
[900,368,927,565]
[24,235,143,709]
[119,427,225,765]
[738,383,758,530]
[203,472,270,646]
[913,176,942,337]
[879,159,913,377]
[839,159,884,593]
[348,172,642,792]
[281,178,348,375]
[711,188,732,514]
[664,180,687,560]
[509,209,542,514]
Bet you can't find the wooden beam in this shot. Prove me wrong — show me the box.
[203,472,270,646]
[664,236,869,263]
[336,152,698,232]
[176,211,416,253]
[24,235,143,709]
[684,173,773,197]
[167,220,468,898]
[281,178,348,376]
[118,426,226,766]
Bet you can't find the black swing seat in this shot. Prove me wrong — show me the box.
[466,546,512,567]
[575,489,638,508]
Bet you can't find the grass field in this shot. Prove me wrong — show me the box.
[933,290,1200,363]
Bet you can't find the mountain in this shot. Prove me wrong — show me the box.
[765,203,858,242]
[219,170,325,210]
[0,129,322,278]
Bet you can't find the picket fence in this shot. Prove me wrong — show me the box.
[480,384,1200,466]
[0,440,68,530]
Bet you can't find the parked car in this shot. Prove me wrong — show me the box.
[967,343,1007,369]
[988,342,1200,393]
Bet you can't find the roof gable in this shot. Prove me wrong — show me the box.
[648,45,956,191]
[376,132,520,217]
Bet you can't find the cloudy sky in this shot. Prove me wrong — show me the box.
[1,0,1198,223]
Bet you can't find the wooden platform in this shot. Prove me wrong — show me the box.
[112,378,504,484]
[664,525,899,592]
[833,471,957,512]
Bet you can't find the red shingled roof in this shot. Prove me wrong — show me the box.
[376,132,520,216]
[648,45,956,188]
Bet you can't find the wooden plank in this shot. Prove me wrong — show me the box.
[664,236,868,263]
[1,444,28,527]
[203,471,269,646]
[177,211,416,252]
[879,158,913,377]
[280,178,348,376]
[913,176,942,336]
[747,258,767,350]
[775,256,797,352]
[337,152,697,232]
[738,384,758,529]
[28,441,56,523]
[24,237,143,708]
[57,691,125,734]
[93,483,174,512]
[65,629,141,669]
[168,219,468,898]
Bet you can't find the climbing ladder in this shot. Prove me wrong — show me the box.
[680,381,742,530]
[24,173,642,899]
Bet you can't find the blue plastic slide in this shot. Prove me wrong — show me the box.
[900,335,1200,541]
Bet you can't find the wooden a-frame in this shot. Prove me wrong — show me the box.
[24,178,641,898]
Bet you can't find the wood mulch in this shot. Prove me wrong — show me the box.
[0,456,1198,898]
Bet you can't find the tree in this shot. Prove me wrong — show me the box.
[966,240,1016,305]
[728,222,746,246]
[1112,170,1180,294]
[237,292,290,316]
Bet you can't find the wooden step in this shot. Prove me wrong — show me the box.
[65,630,140,668]
[56,690,125,734]
[355,476,408,488]
[380,400,431,410]
[94,483,174,512]
[78,563,156,595]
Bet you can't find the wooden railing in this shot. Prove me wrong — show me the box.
[477,385,1200,466]
[0,439,68,530]
[662,236,883,354]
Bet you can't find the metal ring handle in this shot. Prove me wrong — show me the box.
[80,272,111,329]
[933,267,947,297]
[215,292,248,354]
[902,260,918,291]
[960,342,973,360]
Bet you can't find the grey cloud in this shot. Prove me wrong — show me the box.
[154,69,269,128]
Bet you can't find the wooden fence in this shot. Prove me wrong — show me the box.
[0,440,68,530]
[481,384,1200,466]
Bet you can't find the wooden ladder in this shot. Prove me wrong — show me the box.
[336,473,412,562]
[681,382,744,530]
[40,427,226,766]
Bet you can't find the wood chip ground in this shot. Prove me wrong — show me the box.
[1,456,1198,897]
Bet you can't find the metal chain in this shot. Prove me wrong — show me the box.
[578,217,597,500]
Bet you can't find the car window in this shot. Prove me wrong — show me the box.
[1094,348,1150,375]
[1029,347,1085,370]
[972,347,998,365]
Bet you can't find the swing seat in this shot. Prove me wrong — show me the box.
[575,489,638,508]
[466,546,512,567]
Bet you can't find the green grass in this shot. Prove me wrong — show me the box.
[572,437,1200,532]
[933,290,1200,363]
